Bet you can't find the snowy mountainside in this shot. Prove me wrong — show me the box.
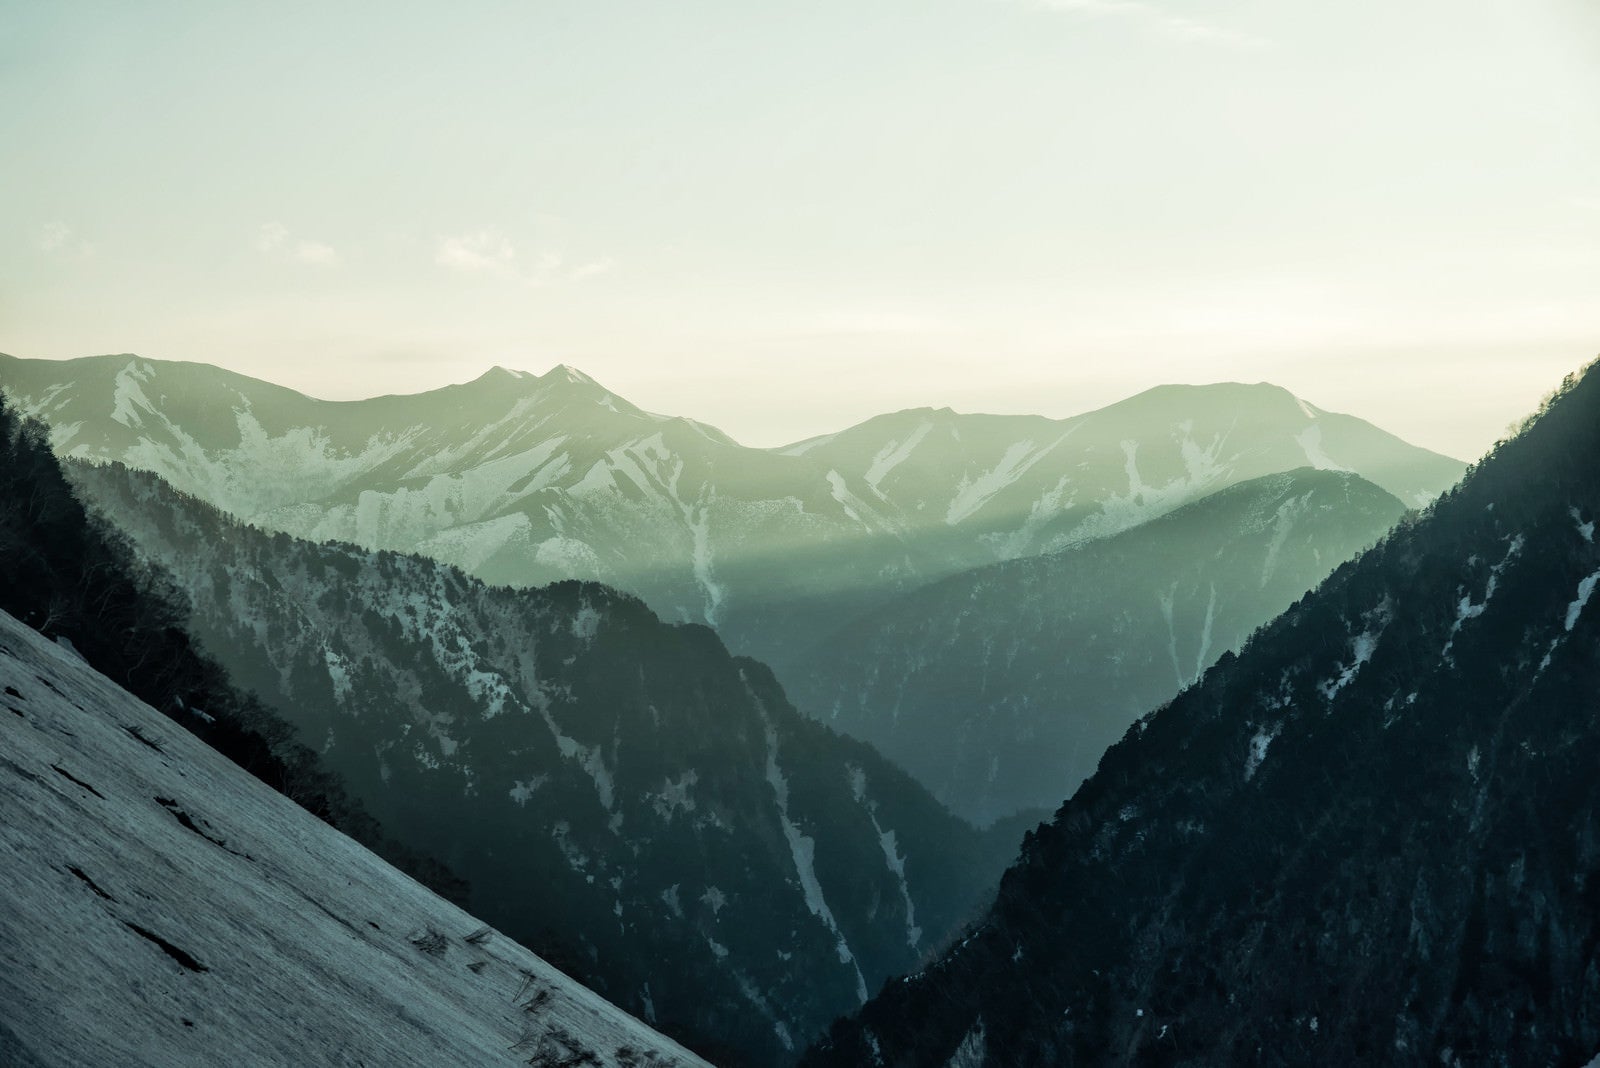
[0,607,706,1068]
[789,468,1409,824]
[1,353,1464,670]
[804,362,1600,1066]
[70,461,1012,1067]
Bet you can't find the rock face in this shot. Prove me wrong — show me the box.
[803,362,1600,1068]
[0,606,708,1068]
[71,462,1013,1067]
[0,354,1464,674]
[788,468,1409,825]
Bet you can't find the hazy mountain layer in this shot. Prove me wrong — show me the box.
[805,363,1600,1067]
[0,607,707,1068]
[71,462,1014,1066]
[790,468,1408,824]
[1,353,1465,672]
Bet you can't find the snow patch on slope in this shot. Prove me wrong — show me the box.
[1295,425,1350,473]
[110,360,157,429]
[864,421,933,492]
[1443,535,1525,661]
[1193,585,1218,684]
[1261,492,1313,587]
[1574,507,1595,544]
[529,690,616,812]
[1060,429,1230,550]
[848,765,922,951]
[415,512,533,573]
[654,455,725,626]
[1566,570,1600,632]
[946,1018,987,1068]
[1245,723,1281,781]
[1319,600,1392,701]
[752,688,868,1002]
[651,770,699,822]
[1158,586,1185,689]
[946,440,1051,526]
[828,470,871,527]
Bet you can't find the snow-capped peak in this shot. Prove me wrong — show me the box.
[543,363,602,388]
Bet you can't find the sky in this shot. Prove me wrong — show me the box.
[3,0,1598,461]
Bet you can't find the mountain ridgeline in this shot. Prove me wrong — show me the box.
[788,468,1409,824]
[0,353,1465,678]
[804,363,1600,1066]
[69,461,1017,1066]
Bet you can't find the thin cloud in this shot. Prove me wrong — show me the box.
[436,230,610,286]
[39,222,93,257]
[292,241,340,266]
[257,222,338,265]
[1018,0,1267,49]
[436,230,518,275]
[257,222,289,253]
[570,258,615,281]
[524,250,566,287]
[39,222,73,252]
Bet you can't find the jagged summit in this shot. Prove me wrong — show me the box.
[540,362,602,387]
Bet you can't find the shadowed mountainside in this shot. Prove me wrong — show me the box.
[805,363,1600,1066]
[788,468,1408,824]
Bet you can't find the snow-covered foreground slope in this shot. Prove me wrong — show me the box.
[0,608,706,1068]
[0,353,1465,672]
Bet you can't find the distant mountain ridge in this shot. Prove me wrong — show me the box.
[0,353,1466,673]
[804,362,1600,1066]
[788,467,1410,824]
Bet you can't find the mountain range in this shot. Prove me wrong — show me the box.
[805,362,1600,1065]
[0,353,1465,679]
[0,352,1469,830]
[3,350,1524,1067]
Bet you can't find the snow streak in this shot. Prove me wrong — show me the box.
[752,688,868,1002]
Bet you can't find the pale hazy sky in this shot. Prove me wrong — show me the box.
[4,0,1597,460]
